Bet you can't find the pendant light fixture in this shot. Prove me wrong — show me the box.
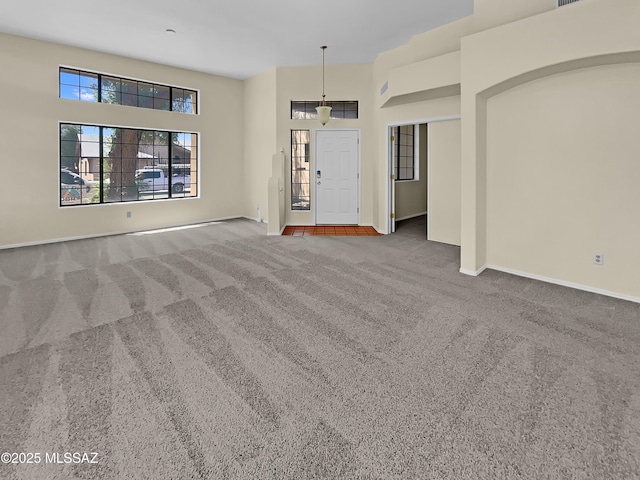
[316,46,332,126]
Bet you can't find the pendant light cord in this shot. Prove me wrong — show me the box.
[321,45,327,106]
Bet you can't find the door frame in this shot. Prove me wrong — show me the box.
[314,128,361,225]
[386,115,460,235]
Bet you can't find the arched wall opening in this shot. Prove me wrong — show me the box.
[471,53,640,301]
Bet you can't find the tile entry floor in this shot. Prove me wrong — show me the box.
[282,225,381,236]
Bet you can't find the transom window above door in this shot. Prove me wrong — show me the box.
[291,101,358,120]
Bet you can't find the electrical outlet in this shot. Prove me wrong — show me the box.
[593,253,603,265]
[126,211,132,218]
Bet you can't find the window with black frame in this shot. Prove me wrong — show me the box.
[394,125,415,181]
[60,123,198,206]
[291,130,310,210]
[291,101,358,120]
[59,68,197,114]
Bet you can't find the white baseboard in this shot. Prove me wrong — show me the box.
[459,265,487,276]
[2,232,120,250]
[486,264,640,304]
[356,223,384,235]
[267,224,288,236]
[396,211,427,222]
[0,216,248,250]
[242,215,266,223]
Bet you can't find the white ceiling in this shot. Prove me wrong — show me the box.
[0,0,474,79]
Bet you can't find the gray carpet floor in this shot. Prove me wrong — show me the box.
[1,217,639,479]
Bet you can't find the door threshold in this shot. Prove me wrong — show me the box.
[282,226,381,236]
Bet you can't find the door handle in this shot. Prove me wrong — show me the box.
[317,181,321,185]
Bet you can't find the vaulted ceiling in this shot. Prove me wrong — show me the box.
[0,0,473,79]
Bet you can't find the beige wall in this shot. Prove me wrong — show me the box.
[395,124,427,220]
[243,68,277,223]
[459,0,640,299]
[266,152,286,235]
[3,0,640,301]
[371,10,466,235]
[275,65,373,227]
[383,51,461,107]
[472,0,555,32]
[486,63,640,298]
[373,16,472,89]
[371,0,640,300]
[428,120,461,246]
[374,96,461,234]
[0,33,244,248]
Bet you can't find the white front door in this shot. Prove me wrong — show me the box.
[316,130,359,224]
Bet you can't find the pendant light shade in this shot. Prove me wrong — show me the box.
[317,46,331,126]
[316,105,331,126]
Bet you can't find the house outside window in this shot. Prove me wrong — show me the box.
[291,101,358,120]
[291,130,310,210]
[60,123,198,206]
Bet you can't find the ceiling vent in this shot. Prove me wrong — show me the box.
[558,0,581,6]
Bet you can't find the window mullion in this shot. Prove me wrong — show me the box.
[168,132,173,197]
[99,126,104,203]
[59,67,196,114]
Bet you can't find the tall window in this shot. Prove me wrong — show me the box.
[394,125,416,181]
[291,101,358,120]
[60,123,198,206]
[59,68,198,114]
[291,130,310,210]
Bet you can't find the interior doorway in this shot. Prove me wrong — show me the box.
[394,214,427,238]
[387,116,461,246]
[389,123,428,235]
